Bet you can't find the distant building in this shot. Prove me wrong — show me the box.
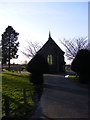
[36,32,65,74]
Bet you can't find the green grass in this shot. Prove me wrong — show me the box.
[1,70,35,119]
[68,75,76,78]
[68,75,79,79]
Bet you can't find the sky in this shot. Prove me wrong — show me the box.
[0,2,88,64]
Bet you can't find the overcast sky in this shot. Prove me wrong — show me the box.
[0,2,88,64]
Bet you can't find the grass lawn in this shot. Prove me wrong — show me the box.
[1,70,34,119]
[68,75,77,79]
[68,75,79,80]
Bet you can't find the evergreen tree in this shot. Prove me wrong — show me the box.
[1,26,19,70]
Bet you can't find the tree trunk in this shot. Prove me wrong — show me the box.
[8,58,10,71]
[8,36,10,71]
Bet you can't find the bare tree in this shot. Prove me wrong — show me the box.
[60,37,88,61]
[21,41,43,58]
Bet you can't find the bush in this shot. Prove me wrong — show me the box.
[71,49,90,84]
[27,54,49,74]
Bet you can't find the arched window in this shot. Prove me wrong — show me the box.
[47,54,53,65]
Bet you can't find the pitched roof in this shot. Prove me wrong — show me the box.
[37,33,65,55]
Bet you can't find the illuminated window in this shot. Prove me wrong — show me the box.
[47,55,53,65]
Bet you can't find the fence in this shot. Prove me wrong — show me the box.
[2,89,34,118]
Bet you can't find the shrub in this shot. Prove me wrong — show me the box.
[26,54,49,74]
[71,49,90,84]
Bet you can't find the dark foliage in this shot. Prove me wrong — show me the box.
[1,26,19,70]
[30,73,43,85]
[2,116,28,120]
[30,73,43,100]
[71,49,90,83]
[27,54,48,100]
[27,54,49,74]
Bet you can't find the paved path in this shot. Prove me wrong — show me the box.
[30,74,88,119]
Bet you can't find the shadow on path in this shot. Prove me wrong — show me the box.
[29,75,88,119]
